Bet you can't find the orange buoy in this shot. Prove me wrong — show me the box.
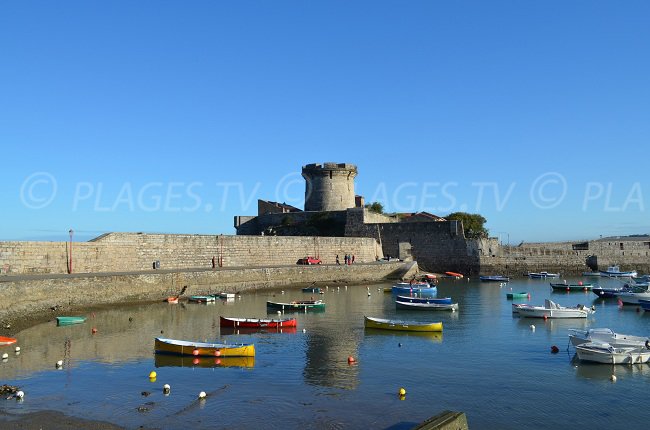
[551,345,559,353]
[543,315,548,320]
[214,350,221,357]
[347,356,356,364]
[91,328,98,334]
[193,349,199,356]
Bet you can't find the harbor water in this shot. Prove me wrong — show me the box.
[1,276,648,429]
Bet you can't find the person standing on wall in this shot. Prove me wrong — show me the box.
[352,255,355,264]
[336,255,340,265]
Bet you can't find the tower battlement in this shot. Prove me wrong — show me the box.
[302,162,358,212]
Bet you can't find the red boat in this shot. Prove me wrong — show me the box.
[0,336,17,346]
[219,316,297,329]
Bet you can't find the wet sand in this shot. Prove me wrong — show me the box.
[0,410,130,429]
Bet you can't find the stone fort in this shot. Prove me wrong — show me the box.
[0,162,648,277]
[234,162,650,275]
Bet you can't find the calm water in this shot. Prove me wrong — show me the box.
[1,276,649,429]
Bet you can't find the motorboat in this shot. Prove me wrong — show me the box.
[395,300,459,312]
[615,290,650,305]
[395,295,452,304]
[575,342,650,364]
[568,328,650,348]
[513,299,594,318]
[599,265,638,278]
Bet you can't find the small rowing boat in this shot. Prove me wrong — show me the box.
[550,282,593,291]
[506,292,529,300]
[188,295,216,303]
[266,300,325,311]
[395,295,452,304]
[395,300,458,312]
[480,275,509,282]
[56,316,87,326]
[363,316,443,332]
[0,336,17,346]
[219,316,297,329]
[391,283,437,296]
[528,271,560,279]
[154,337,255,357]
[166,296,179,304]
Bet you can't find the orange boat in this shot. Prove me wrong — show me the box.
[166,297,179,304]
[445,271,464,278]
[0,336,17,346]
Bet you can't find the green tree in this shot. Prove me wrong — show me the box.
[446,212,488,239]
[365,202,384,214]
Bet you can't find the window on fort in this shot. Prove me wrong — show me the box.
[572,242,589,251]
[329,171,332,179]
[620,243,624,250]
[645,242,650,249]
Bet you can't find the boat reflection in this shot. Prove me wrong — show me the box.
[154,354,255,368]
[363,328,443,343]
[571,355,650,380]
[220,326,298,335]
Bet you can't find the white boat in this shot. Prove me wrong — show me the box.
[615,290,650,305]
[568,328,650,348]
[599,265,638,278]
[575,342,650,364]
[513,299,594,319]
[395,300,459,312]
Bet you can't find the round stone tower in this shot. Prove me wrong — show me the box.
[302,162,358,212]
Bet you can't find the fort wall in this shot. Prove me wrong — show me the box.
[0,233,382,276]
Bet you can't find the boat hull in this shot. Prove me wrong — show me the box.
[266,300,325,311]
[515,307,589,318]
[188,295,216,303]
[550,283,593,291]
[480,276,510,282]
[576,344,650,364]
[568,328,650,348]
[0,336,17,346]
[391,284,437,296]
[219,316,297,328]
[154,337,255,357]
[395,295,452,304]
[363,316,443,332]
[56,316,87,326]
[506,292,529,299]
[396,301,458,311]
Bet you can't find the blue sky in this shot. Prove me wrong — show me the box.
[1,1,649,243]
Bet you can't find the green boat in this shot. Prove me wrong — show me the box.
[506,292,529,299]
[56,316,87,326]
[550,282,593,291]
[266,300,325,312]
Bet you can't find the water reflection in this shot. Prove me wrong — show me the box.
[363,328,443,343]
[571,356,650,380]
[154,354,255,368]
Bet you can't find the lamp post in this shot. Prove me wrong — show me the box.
[68,229,74,274]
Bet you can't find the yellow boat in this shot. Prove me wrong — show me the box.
[363,316,443,332]
[154,337,255,357]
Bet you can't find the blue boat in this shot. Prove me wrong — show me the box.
[391,283,437,296]
[480,275,510,283]
[395,295,452,304]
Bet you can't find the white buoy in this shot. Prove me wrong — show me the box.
[15,346,20,353]
[345,285,348,290]
[530,325,536,331]
[2,353,8,360]
[198,391,207,399]
[610,375,617,382]
[56,360,63,368]
[163,384,171,394]
[277,311,282,316]
[16,391,24,399]
[302,328,306,333]
[281,290,285,294]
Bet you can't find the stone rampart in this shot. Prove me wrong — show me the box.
[0,233,382,275]
[479,239,650,275]
[0,261,407,325]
